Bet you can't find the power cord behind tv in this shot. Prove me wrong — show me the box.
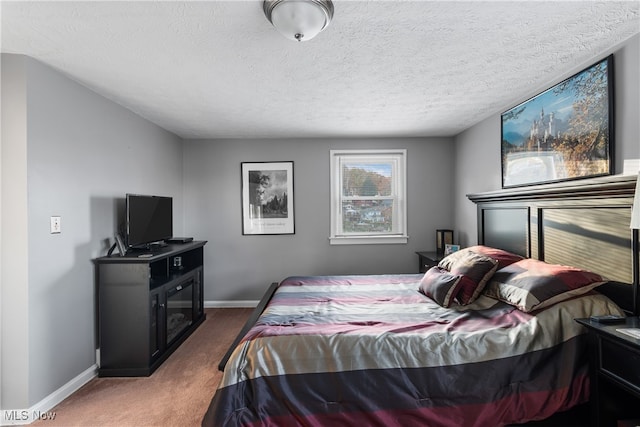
[107,242,117,257]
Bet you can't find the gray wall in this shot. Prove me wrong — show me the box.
[453,34,640,247]
[1,54,184,409]
[183,137,453,301]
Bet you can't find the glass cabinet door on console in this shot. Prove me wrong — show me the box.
[150,289,163,362]
[166,278,194,346]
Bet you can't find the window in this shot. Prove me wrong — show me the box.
[330,149,407,245]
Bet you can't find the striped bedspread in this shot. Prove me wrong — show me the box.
[203,274,623,426]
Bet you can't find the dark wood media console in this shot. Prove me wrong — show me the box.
[94,241,207,377]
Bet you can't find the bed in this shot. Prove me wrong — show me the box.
[203,174,639,427]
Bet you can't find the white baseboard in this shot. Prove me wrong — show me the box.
[2,303,257,425]
[1,364,97,425]
[204,300,258,308]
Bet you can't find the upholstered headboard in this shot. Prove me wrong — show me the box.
[468,174,639,315]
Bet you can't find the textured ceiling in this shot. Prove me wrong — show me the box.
[2,1,639,140]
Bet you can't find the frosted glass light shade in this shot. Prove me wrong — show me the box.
[264,0,334,42]
[631,172,640,229]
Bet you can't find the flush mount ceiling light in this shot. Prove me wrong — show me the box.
[263,0,334,42]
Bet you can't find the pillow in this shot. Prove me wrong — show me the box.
[463,245,525,269]
[419,267,464,308]
[438,250,499,305]
[483,258,607,312]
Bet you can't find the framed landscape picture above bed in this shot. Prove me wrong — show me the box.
[241,161,294,235]
[501,55,613,188]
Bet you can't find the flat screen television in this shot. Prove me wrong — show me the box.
[126,194,173,249]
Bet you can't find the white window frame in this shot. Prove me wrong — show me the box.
[330,149,408,245]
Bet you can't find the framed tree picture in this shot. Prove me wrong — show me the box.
[241,161,295,235]
[501,55,613,188]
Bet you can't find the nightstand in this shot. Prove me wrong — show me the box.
[415,251,443,273]
[575,317,640,427]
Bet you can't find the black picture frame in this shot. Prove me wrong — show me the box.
[501,55,614,188]
[436,229,454,256]
[241,161,295,235]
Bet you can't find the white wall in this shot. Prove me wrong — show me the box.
[183,137,454,302]
[1,51,30,413]
[453,34,640,246]
[1,54,184,410]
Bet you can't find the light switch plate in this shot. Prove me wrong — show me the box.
[50,216,61,234]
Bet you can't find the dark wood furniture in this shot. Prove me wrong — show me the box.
[468,174,639,315]
[468,174,639,425]
[94,241,207,377]
[575,317,640,427]
[415,251,443,273]
[218,282,279,371]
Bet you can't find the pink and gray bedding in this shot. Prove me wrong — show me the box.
[203,271,623,427]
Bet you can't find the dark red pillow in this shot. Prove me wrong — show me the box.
[464,245,524,269]
[438,250,499,305]
[484,258,607,312]
[419,267,464,308]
